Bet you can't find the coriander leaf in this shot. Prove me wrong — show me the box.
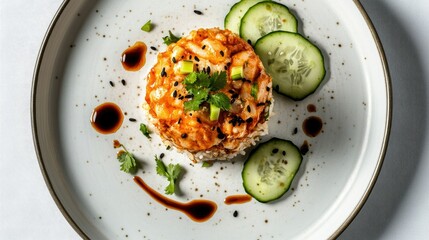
[162,30,181,45]
[196,72,211,88]
[184,72,198,85]
[210,71,227,91]
[117,150,138,174]
[184,98,204,111]
[141,20,152,32]
[139,123,151,139]
[167,163,182,179]
[207,92,231,110]
[154,155,183,195]
[155,155,168,177]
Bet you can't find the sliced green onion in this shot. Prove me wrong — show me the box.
[180,60,194,74]
[209,103,221,121]
[231,65,244,80]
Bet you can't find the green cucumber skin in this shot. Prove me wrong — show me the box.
[224,0,270,35]
[239,1,298,45]
[255,31,326,101]
[242,138,303,203]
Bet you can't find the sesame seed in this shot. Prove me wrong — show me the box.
[220,50,224,57]
[202,45,206,50]
[193,10,203,15]
[172,90,177,98]
[109,81,115,87]
[129,118,137,122]
[181,133,188,138]
[247,105,251,112]
[150,46,157,51]
[174,81,178,86]
[121,79,126,86]
[272,148,279,154]
[172,57,177,63]
[194,56,200,62]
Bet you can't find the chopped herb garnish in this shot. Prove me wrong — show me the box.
[202,161,213,168]
[141,20,152,32]
[251,83,258,99]
[183,71,230,112]
[114,142,138,174]
[162,30,181,45]
[155,155,183,195]
[139,123,151,139]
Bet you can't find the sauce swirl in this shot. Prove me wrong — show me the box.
[133,176,217,222]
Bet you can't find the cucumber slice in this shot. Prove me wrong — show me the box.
[240,1,298,45]
[224,0,269,35]
[254,31,326,100]
[242,138,302,203]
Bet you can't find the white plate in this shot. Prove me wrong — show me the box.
[32,0,391,239]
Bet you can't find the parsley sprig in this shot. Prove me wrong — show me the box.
[183,71,231,112]
[155,155,182,195]
[114,142,138,174]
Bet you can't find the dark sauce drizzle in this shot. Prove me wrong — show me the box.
[133,176,217,222]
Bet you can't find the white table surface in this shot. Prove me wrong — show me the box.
[1,0,428,239]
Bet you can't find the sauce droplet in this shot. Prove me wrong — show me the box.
[133,176,217,222]
[121,41,147,71]
[300,140,309,155]
[302,116,323,137]
[307,104,317,113]
[224,194,252,205]
[90,102,124,134]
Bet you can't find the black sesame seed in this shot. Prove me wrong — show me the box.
[150,46,157,51]
[246,117,253,123]
[202,45,206,50]
[282,151,286,156]
[185,94,193,98]
[160,153,165,159]
[272,148,279,154]
[207,66,211,74]
[174,81,179,86]
[129,118,137,122]
[161,68,167,77]
[266,86,271,91]
[247,105,251,112]
[233,210,238,217]
[109,81,115,87]
[194,10,203,15]
[172,90,177,98]
[224,65,228,70]
[181,133,188,138]
[197,118,202,123]
[178,118,182,124]
[189,55,193,60]
[292,127,298,135]
[194,56,200,62]
[220,50,224,57]
[247,39,252,45]
[172,57,177,63]
[121,79,126,86]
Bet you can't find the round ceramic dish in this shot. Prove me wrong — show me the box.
[32,0,391,239]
